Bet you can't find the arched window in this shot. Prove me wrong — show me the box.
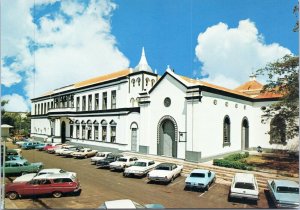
[223,116,231,146]
[110,120,117,143]
[131,79,135,87]
[93,120,99,140]
[137,77,141,86]
[87,120,92,140]
[135,97,140,107]
[270,115,286,144]
[145,78,150,86]
[101,120,107,142]
[130,98,135,107]
[151,79,155,87]
[81,120,86,140]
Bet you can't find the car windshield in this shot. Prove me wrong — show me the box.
[97,153,106,157]
[133,162,147,167]
[277,186,299,194]
[190,173,205,178]
[235,182,255,190]
[156,165,171,171]
[69,148,78,151]
[118,158,127,162]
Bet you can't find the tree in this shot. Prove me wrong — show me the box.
[257,55,299,143]
[1,100,9,116]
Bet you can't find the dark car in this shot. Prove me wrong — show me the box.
[96,154,123,168]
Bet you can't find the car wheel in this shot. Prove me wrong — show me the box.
[52,191,62,198]
[205,184,209,191]
[84,155,88,159]
[7,192,18,200]
[171,176,175,183]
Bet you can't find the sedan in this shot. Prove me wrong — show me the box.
[147,163,183,184]
[185,169,216,191]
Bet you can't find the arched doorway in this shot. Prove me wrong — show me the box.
[130,122,138,152]
[157,116,177,158]
[61,121,66,143]
[241,118,249,150]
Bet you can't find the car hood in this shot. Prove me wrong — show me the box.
[275,193,299,204]
[13,173,37,183]
[110,161,126,166]
[185,177,207,184]
[149,170,171,177]
[144,204,165,208]
[126,166,145,171]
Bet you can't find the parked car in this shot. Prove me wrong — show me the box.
[61,147,82,157]
[228,173,259,203]
[91,152,112,164]
[109,156,138,171]
[2,160,44,175]
[185,169,216,191]
[123,159,158,177]
[55,145,81,155]
[147,163,183,184]
[35,143,52,150]
[47,144,68,154]
[15,139,31,147]
[6,173,81,200]
[44,143,62,152]
[6,149,22,156]
[267,179,299,208]
[22,141,41,150]
[96,154,124,168]
[72,148,98,159]
[98,199,164,209]
[13,168,77,183]
[5,155,27,162]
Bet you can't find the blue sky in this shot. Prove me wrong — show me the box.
[1,0,298,112]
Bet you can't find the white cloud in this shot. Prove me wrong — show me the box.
[2,0,129,100]
[195,19,291,89]
[2,94,29,112]
[1,65,22,87]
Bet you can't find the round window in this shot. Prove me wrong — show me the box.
[164,97,171,107]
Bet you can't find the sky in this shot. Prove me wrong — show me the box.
[1,0,298,112]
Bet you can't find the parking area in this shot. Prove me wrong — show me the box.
[4,145,270,208]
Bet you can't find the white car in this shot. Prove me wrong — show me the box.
[123,159,158,177]
[55,145,78,155]
[98,199,164,209]
[147,162,183,183]
[61,147,82,157]
[109,156,138,171]
[72,148,98,158]
[228,173,259,203]
[13,168,77,183]
[90,152,112,164]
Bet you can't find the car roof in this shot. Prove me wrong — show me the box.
[6,159,27,164]
[98,152,112,154]
[39,168,62,173]
[135,159,153,163]
[272,179,299,187]
[234,173,255,183]
[104,199,137,209]
[157,162,175,167]
[33,173,74,180]
[191,169,210,174]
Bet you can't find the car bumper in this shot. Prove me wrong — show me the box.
[148,177,169,182]
[185,183,205,189]
[110,165,124,170]
[229,192,259,201]
[124,172,145,177]
[73,155,84,158]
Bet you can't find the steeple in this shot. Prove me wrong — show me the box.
[134,47,153,72]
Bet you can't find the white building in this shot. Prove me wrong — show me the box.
[30,48,298,162]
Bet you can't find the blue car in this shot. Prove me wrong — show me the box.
[6,155,27,162]
[22,141,42,150]
[267,179,299,208]
[185,169,216,191]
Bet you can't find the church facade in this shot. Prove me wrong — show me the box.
[30,48,297,162]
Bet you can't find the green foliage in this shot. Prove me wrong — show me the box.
[2,112,31,136]
[213,152,253,170]
[213,159,253,170]
[257,55,299,141]
[224,152,249,161]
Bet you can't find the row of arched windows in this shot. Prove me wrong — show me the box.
[131,77,155,87]
[69,119,117,143]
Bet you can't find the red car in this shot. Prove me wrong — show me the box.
[43,143,62,152]
[6,173,81,200]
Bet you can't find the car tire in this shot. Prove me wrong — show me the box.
[84,155,88,159]
[52,191,62,198]
[7,192,18,200]
[171,176,175,183]
[205,184,209,191]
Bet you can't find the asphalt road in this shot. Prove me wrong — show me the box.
[4,144,271,209]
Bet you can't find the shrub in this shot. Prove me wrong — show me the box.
[213,159,253,170]
[224,152,249,161]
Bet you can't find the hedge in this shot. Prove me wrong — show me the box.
[224,152,249,161]
[213,158,253,171]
